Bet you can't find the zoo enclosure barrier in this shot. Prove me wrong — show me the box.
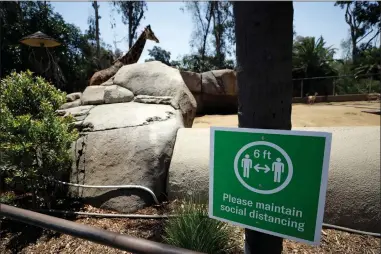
[0,203,205,254]
[292,73,381,98]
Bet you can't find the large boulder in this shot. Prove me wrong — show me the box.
[71,103,182,213]
[111,61,197,127]
[167,126,380,233]
[66,92,82,102]
[104,85,134,104]
[200,69,238,114]
[201,69,237,96]
[56,61,197,213]
[81,86,106,105]
[177,69,238,114]
[180,71,201,93]
[59,99,81,110]
[179,71,203,114]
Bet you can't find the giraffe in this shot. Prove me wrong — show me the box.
[89,25,159,86]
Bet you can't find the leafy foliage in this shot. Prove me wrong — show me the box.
[183,2,235,71]
[0,1,115,93]
[0,71,78,208]
[144,46,235,71]
[0,191,17,205]
[354,46,380,79]
[145,46,171,66]
[335,1,380,61]
[171,54,235,72]
[164,198,236,254]
[293,36,337,78]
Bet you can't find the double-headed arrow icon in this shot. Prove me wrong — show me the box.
[254,163,270,173]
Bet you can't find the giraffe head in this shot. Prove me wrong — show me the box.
[144,25,159,43]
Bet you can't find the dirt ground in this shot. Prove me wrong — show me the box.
[1,204,379,254]
[193,101,380,128]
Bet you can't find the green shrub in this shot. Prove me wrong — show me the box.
[0,191,16,205]
[163,198,236,254]
[0,70,78,208]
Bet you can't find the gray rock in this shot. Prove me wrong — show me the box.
[201,94,237,114]
[101,77,114,86]
[201,69,237,96]
[59,99,81,110]
[180,71,201,93]
[113,61,196,127]
[198,69,238,114]
[66,92,82,102]
[201,71,225,95]
[70,112,183,213]
[168,128,210,200]
[210,69,237,96]
[104,85,134,104]
[193,94,203,114]
[167,126,381,233]
[82,102,177,131]
[81,86,106,105]
[134,95,172,105]
[57,105,94,119]
[57,105,95,130]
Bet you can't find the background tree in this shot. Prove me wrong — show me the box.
[292,36,338,96]
[182,2,214,71]
[86,2,114,71]
[183,1,235,71]
[92,1,101,59]
[335,1,380,62]
[0,1,114,93]
[354,46,380,79]
[292,36,337,78]
[210,1,234,68]
[113,1,148,48]
[145,46,171,65]
[334,1,380,95]
[234,1,294,252]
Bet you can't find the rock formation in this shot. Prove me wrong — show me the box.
[58,61,196,213]
[179,69,238,114]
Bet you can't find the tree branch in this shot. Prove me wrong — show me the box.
[356,28,374,44]
[362,30,380,49]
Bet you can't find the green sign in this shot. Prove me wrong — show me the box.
[209,127,332,245]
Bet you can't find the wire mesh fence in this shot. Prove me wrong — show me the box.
[292,73,381,98]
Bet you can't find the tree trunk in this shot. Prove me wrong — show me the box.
[212,2,224,68]
[199,2,213,71]
[94,1,100,59]
[128,4,133,48]
[351,31,358,63]
[233,2,293,253]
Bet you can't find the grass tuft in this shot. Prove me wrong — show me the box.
[163,197,237,254]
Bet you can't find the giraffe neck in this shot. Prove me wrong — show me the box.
[119,31,147,65]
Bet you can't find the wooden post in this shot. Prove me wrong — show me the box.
[333,79,335,96]
[233,2,293,254]
[301,79,304,98]
[368,75,373,94]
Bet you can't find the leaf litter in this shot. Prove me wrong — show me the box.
[0,203,379,254]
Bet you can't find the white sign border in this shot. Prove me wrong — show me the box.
[208,126,332,246]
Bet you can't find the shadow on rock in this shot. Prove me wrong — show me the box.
[86,188,157,213]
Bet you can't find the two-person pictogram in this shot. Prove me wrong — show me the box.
[241,154,284,183]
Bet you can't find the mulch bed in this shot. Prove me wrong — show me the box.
[1,202,379,254]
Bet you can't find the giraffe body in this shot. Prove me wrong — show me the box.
[89,25,159,86]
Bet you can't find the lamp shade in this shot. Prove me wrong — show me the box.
[20,31,61,48]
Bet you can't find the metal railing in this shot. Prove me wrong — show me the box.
[0,203,204,254]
